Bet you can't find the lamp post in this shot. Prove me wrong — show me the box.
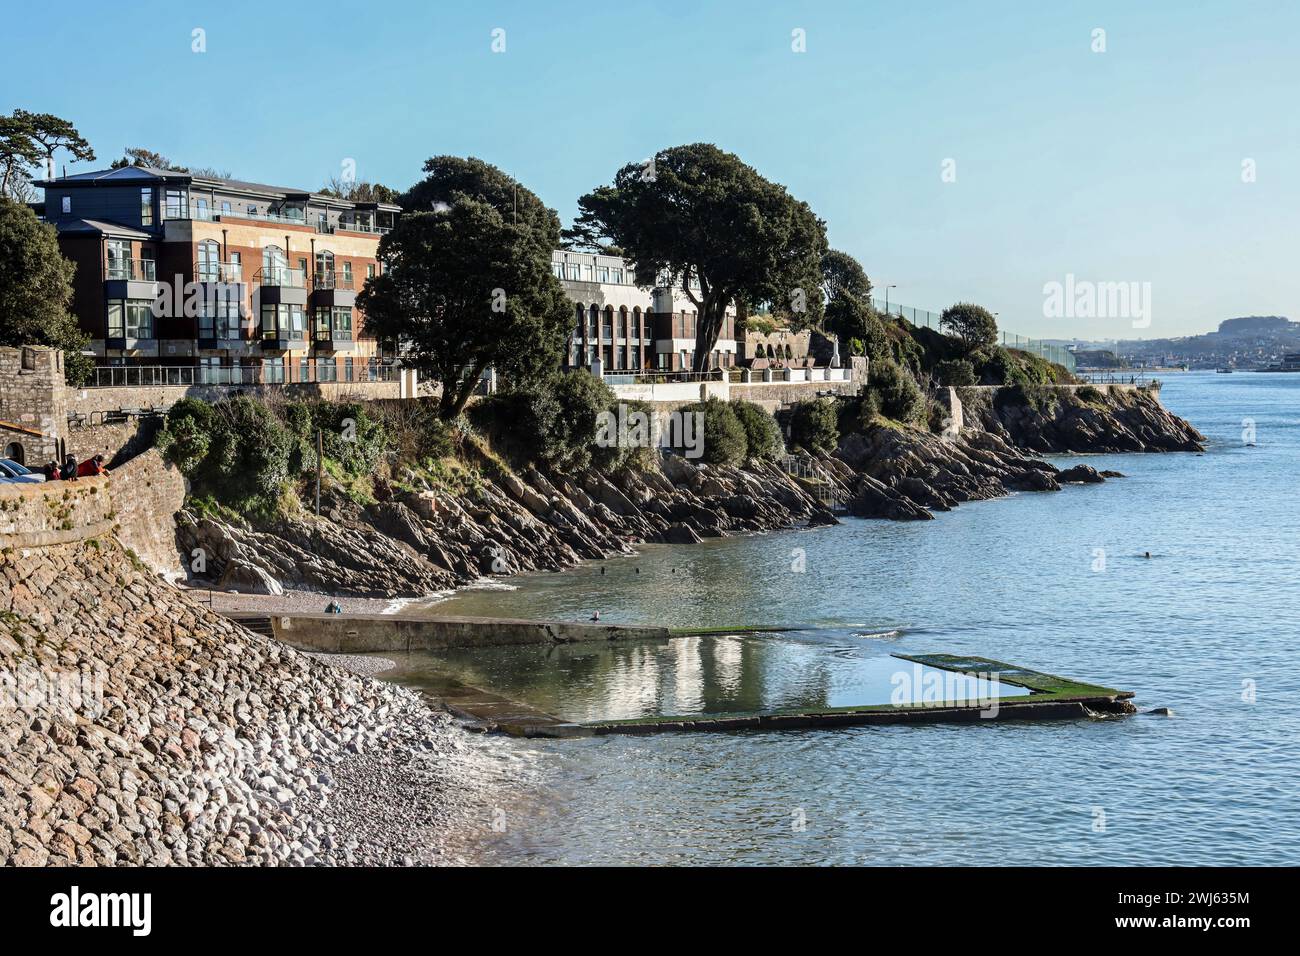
[884,284,897,316]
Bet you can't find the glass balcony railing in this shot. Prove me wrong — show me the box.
[104,258,157,281]
[255,266,307,288]
[194,260,243,282]
[312,270,354,290]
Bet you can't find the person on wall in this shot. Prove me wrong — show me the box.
[76,454,109,478]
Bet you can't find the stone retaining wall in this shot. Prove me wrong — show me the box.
[243,612,670,653]
[0,448,185,578]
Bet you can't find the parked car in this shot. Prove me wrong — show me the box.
[0,459,45,483]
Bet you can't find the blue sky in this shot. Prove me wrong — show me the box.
[6,0,1297,339]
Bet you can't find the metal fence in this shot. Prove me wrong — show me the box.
[870,298,1077,372]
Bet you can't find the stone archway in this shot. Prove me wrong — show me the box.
[3,441,24,465]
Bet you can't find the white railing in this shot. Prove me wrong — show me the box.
[88,363,401,388]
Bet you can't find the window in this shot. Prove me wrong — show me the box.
[333,307,352,339]
[366,263,375,280]
[582,264,593,280]
[567,263,581,280]
[61,195,71,214]
[261,303,303,340]
[164,189,187,219]
[247,204,257,216]
[597,266,610,283]
[195,198,209,219]
[551,262,564,278]
[139,248,155,281]
[105,240,131,279]
[344,357,354,382]
[141,188,153,226]
[107,299,153,339]
[315,250,334,285]
[300,358,311,382]
[221,201,231,214]
[197,240,220,280]
[262,358,285,384]
[342,261,353,287]
[612,268,623,284]
[262,245,287,281]
[317,357,337,382]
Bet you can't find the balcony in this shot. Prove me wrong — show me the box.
[195,260,244,283]
[261,319,307,352]
[104,257,159,303]
[310,270,357,308]
[317,219,390,236]
[257,266,306,288]
[256,266,308,306]
[313,326,354,352]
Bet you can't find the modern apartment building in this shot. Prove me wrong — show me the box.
[37,165,400,384]
[552,250,738,372]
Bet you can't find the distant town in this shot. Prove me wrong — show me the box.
[1056,315,1300,371]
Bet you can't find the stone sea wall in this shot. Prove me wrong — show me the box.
[0,535,491,866]
[0,449,186,579]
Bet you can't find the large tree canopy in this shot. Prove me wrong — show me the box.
[939,301,999,354]
[402,156,560,259]
[0,198,91,383]
[569,144,827,372]
[359,160,570,418]
[821,249,872,304]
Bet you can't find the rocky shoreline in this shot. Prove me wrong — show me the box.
[176,385,1205,597]
[0,539,508,866]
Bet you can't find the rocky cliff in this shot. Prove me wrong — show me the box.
[0,537,492,866]
[177,455,839,598]
[956,385,1205,453]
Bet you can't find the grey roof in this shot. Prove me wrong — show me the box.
[56,218,153,240]
[42,166,401,211]
[39,165,185,186]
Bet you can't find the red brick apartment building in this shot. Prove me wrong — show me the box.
[37,165,399,385]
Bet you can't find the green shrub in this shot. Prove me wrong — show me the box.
[868,359,926,424]
[789,397,839,454]
[935,358,977,387]
[677,397,747,465]
[732,400,783,459]
[468,388,560,466]
[156,398,215,474]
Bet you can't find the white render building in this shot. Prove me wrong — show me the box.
[552,251,738,372]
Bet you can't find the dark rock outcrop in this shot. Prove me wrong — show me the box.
[176,455,838,599]
[958,385,1205,453]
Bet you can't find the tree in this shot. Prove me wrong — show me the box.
[358,160,571,419]
[821,249,872,303]
[935,358,977,387]
[569,144,827,372]
[320,176,399,204]
[824,291,891,365]
[401,156,557,259]
[939,301,998,354]
[0,114,42,198]
[789,398,840,454]
[111,147,183,171]
[11,110,93,179]
[0,198,92,384]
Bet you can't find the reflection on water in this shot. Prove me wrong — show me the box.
[409,374,1300,865]
[378,631,1030,723]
